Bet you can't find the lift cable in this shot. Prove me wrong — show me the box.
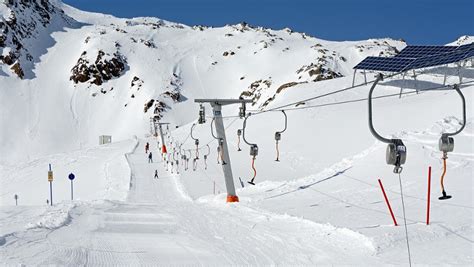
[252,80,474,114]
[175,80,472,155]
[398,172,412,267]
[249,71,404,116]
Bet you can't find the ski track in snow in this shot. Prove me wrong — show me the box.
[0,139,380,265]
[243,141,382,201]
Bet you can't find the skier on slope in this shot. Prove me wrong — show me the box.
[148,152,153,163]
[154,169,159,179]
[145,142,150,154]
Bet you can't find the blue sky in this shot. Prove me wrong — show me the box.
[63,0,473,45]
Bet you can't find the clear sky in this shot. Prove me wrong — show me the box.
[62,0,473,45]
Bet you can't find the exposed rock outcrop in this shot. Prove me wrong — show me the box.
[0,0,76,78]
[70,50,127,85]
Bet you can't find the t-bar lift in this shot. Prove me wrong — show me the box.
[194,98,252,203]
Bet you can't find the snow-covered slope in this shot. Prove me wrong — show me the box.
[0,0,406,164]
[1,0,473,265]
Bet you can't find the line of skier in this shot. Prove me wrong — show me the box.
[145,142,159,179]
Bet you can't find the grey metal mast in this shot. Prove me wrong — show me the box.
[194,99,252,202]
[151,116,170,154]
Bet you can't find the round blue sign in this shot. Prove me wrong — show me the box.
[68,173,75,180]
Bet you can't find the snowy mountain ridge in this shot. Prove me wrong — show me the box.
[0,0,413,163]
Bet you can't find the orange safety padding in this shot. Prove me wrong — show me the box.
[226,195,239,203]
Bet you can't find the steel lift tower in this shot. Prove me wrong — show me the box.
[194,99,252,203]
[151,116,170,154]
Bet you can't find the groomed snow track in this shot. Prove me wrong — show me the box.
[0,139,379,265]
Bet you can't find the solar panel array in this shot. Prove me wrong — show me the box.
[407,44,474,70]
[395,45,457,58]
[354,57,415,72]
[354,42,474,73]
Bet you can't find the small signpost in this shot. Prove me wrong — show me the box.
[48,164,53,206]
[14,194,18,206]
[68,173,75,201]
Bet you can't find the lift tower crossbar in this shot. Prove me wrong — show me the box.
[194,99,252,203]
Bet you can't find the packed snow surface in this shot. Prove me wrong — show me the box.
[0,0,473,265]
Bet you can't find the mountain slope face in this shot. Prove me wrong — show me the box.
[0,0,409,164]
[0,0,77,78]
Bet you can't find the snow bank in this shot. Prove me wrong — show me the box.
[26,203,75,230]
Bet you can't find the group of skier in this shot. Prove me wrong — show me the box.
[145,142,159,179]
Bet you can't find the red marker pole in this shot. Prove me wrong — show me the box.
[426,166,432,225]
[378,179,398,226]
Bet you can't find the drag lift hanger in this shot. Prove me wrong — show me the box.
[204,144,210,170]
[368,74,406,173]
[242,113,259,185]
[191,123,200,159]
[237,129,242,151]
[369,73,413,266]
[274,110,288,162]
[187,150,191,171]
[438,84,466,200]
[211,118,226,165]
[173,148,179,174]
